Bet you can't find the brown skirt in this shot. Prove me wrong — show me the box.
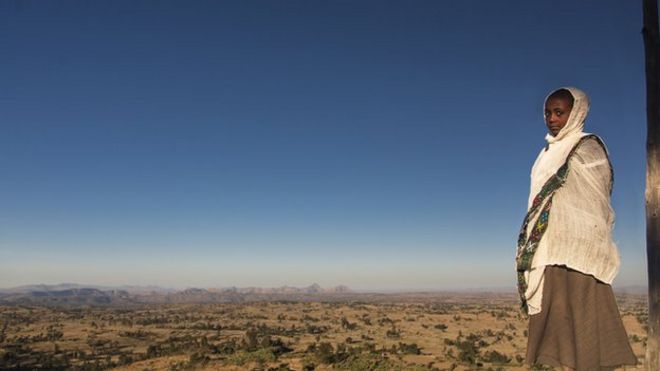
[526,265,638,370]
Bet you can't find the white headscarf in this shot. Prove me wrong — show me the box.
[528,87,591,209]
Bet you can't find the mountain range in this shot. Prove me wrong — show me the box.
[0,283,354,306]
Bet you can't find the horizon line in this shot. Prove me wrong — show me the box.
[0,281,649,293]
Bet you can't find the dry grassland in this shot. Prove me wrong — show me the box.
[0,293,648,370]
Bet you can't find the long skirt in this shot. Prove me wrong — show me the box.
[525,265,638,370]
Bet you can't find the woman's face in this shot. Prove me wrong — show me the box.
[544,98,572,136]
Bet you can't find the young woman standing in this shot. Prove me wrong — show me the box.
[517,87,638,370]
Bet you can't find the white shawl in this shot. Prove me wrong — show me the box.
[523,87,620,315]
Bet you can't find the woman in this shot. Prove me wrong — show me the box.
[516,87,638,370]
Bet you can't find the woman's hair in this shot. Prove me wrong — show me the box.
[547,88,575,109]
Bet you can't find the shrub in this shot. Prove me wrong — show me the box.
[316,342,335,363]
[341,317,358,330]
[385,328,400,339]
[397,342,421,355]
[455,339,479,364]
[482,350,511,364]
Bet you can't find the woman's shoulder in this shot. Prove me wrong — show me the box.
[572,134,610,166]
[576,134,608,154]
[578,133,607,148]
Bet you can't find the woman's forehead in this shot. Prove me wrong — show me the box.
[545,97,572,108]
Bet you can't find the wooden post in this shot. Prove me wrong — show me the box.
[644,0,660,369]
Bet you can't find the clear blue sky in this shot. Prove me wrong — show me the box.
[0,0,649,290]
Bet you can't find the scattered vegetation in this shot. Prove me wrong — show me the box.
[0,293,646,370]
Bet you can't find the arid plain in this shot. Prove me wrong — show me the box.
[0,289,648,370]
